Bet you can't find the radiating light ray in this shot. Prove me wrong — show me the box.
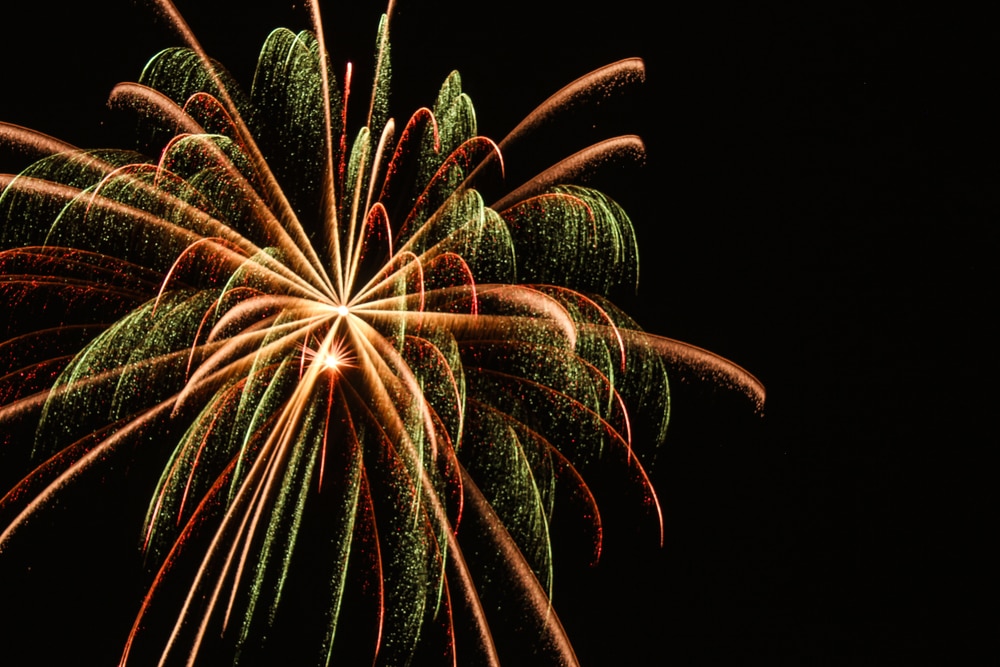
[460,467,581,667]
[497,58,647,157]
[4,169,326,302]
[108,83,210,137]
[492,135,647,212]
[122,455,241,667]
[0,396,177,548]
[151,0,338,297]
[0,123,80,162]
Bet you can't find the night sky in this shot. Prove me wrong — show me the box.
[1,1,992,664]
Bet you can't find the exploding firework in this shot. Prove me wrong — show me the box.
[0,1,763,665]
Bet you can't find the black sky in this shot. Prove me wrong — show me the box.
[1,1,993,664]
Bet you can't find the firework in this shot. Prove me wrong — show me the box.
[0,1,763,664]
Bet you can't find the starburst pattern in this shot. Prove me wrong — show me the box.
[0,1,763,665]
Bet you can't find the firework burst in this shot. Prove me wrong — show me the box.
[0,1,763,664]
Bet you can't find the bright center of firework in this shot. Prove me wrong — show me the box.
[321,350,344,371]
[336,305,349,317]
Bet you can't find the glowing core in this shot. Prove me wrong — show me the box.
[321,351,343,371]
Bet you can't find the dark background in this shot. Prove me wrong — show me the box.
[1,1,993,664]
